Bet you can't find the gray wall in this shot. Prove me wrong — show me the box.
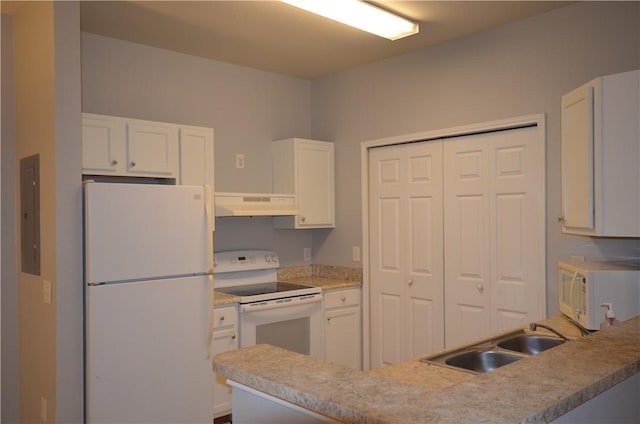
[310,1,640,315]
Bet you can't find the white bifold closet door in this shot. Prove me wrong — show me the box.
[443,125,543,348]
[369,125,544,366]
[369,141,445,367]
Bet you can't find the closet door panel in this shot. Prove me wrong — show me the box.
[369,142,444,367]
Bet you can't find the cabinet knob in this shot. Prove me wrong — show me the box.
[300,216,306,222]
[408,279,413,286]
[340,296,346,302]
[327,317,331,322]
[558,216,565,223]
[111,159,118,166]
[231,334,236,340]
[477,284,484,293]
[130,161,136,167]
[219,316,225,321]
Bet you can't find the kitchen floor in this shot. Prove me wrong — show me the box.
[214,414,232,424]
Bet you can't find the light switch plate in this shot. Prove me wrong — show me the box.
[43,280,52,304]
[352,246,361,262]
[235,154,245,169]
[40,396,47,422]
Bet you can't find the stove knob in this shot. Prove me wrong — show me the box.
[265,255,271,263]
[271,254,278,263]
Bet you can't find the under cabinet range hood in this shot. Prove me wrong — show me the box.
[214,192,298,217]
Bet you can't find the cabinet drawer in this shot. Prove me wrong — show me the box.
[324,288,360,309]
[214,306,237,329]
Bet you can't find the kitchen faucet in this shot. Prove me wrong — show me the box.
[529,322,570,341]
[564,317,593,337]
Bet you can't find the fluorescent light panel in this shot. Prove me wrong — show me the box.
[281,0,419,41]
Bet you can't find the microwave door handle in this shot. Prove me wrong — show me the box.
[570,270,580,314]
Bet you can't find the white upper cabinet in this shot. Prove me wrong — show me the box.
[126,121,178,176]
[178,126,215,229]
[82,114,126,175]
[272,138,335,229]
[178,126,214,189]
[561,70,640,237]
[82,113,179,178]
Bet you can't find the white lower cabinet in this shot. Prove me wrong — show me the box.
[212,304,238,418]
[323,288,362,370]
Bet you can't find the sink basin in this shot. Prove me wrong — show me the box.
[420,327,568,374]
[497,334,565,355]
[445,350,525,373]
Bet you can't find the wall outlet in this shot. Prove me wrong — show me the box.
[303,247,311,261]
[40,396,47,423]
[352,246,361,262]
[43,280,52,304]
[235,153,245,169]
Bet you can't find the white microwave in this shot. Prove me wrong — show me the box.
[558,261,640,330]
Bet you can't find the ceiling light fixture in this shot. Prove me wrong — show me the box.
[280,0,419,41]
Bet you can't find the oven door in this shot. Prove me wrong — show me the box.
[239,296,323,359]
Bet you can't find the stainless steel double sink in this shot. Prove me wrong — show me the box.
[420,328,566,374]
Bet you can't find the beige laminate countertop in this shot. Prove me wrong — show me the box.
[281,275,362,291]
[213,316,640,423]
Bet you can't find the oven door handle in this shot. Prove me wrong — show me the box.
[240,294,324,313]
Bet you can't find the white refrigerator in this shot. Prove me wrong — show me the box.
[84,182,214,423]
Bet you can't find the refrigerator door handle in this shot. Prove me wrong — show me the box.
[205,184,214,273]
[204,185,215,359]
[207,273,215,358]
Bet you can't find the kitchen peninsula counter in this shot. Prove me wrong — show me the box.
[213,316,640,423]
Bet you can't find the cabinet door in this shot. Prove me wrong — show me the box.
[82,114,125,174]
[324,306,361,369]
[561,81,595,230]
[179,127,214,188]
[212,326,238,417]
[296,140,335,228]
[369,141,444,367]
[126,122,178,177]
[179,126,214,227]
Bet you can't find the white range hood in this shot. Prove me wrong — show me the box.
[214,192,299,217]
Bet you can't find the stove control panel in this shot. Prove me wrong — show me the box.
[213,250,279,273]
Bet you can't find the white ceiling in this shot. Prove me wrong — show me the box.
[10,1,575,79]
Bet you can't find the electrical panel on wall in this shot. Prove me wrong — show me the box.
[20,154,40,275]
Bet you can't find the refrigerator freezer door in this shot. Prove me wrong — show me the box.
[86,276,213,423]
[85,182,210,283]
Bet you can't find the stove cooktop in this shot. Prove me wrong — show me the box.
[216,281,321,303]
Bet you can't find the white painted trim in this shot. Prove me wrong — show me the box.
[360,114,547,369]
